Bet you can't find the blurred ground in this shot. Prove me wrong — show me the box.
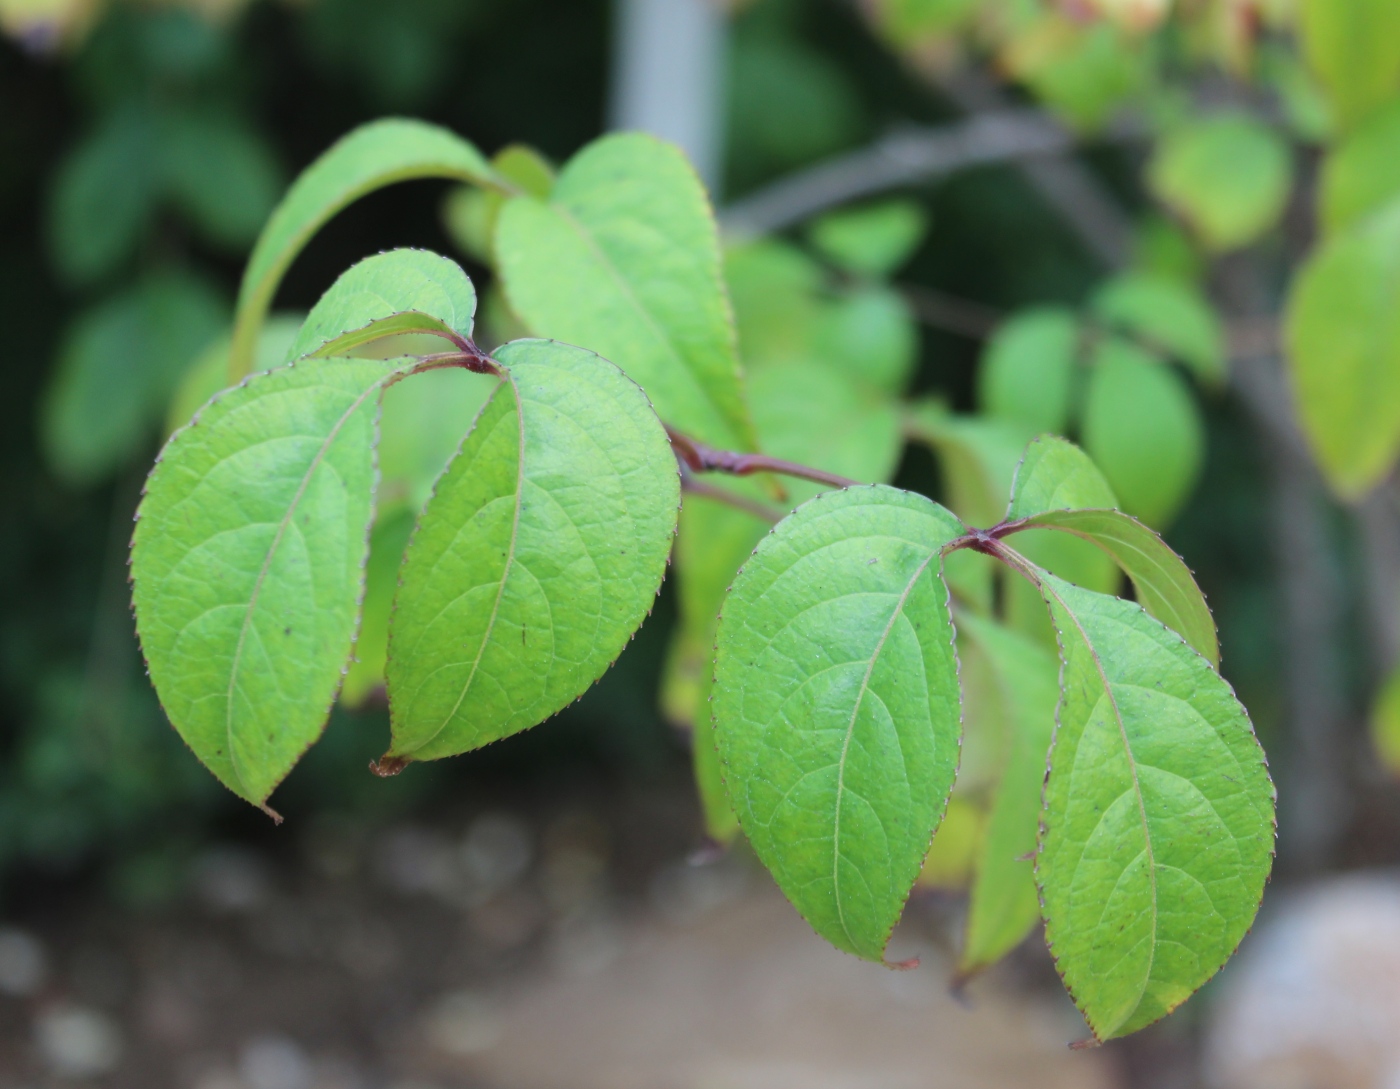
[0,781,1110,1089]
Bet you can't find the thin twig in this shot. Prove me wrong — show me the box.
[666,425,859,490]
[720,109,1140,239]
[679,465,785,522]
[901,285,1003,339]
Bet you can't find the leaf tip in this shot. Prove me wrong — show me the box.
[370,754,411,777]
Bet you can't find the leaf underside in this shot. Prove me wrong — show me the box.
[231,119,501,376]
[287,247,477,362]
[384,338,680,762]
[1032,568,1274,1041]
[132,357,402,805]
[712,485,965,962]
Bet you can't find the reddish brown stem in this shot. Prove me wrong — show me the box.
[666,425,859,490]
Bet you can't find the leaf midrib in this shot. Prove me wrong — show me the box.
[415,375,526,751]
[224,373,388,795]
[831,549,938,953]
[548,202,741,449]
[1042,577,1158,1036]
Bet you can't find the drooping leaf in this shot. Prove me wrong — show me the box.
[230,119,503,378]
[45,271,228,484]
[807,199,928,278]
[47,107,159,286]
[131,357,407,806]
[1319,97,1400,233]
[1090,272,1225,384]
[1284,198,1400,498]
[1006,433,1118,521]
[916,795,983,890]
[956,612,1058,976]
[166,314,305,438]
[712,485,965,962]
[495,132,759,451]
[1147,114,1292,252]
[1005,508,1218,667]
[1023,564,1275,1041]
[1081,338,1204,528]
[1299,0,1400,131]
[977,308,1080,435]
[383,339,680,763]
[286,248,477,361]
[341,508,416,710]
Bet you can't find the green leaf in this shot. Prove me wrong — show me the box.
[287,248,477,361]
[917,795,983,890]
[160,110,282,253]
[231,119,503,379]
[1284,198,1400,498]
[495,132,759,452]
[442,143,556,265]
[1006,433,1118,521]
[814,286,918,396]
[131,357,406,806]
[384,339,680,762]
[1005,508,1218,667]
[1147,115,1292,252]
[977,308,1080,434]
[48,107,159,286]
[712,485,965,962]
[1300,0,1400,131]
[342,508,416,710]
[1025,565,1275,1041]
[45,272,229,484]
[956,612,1058,976]
[808,199,928,278]
[1090,272,1225,384]
[1320,97,1400,233]
[1011,17,1146,132]
[908,401,1035,527]
[165,314,305,437]
[1081,338,1204,528]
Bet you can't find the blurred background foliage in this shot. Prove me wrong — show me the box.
[1,0,1397,918]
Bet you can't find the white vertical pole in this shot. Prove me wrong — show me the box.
[609,0,727,194]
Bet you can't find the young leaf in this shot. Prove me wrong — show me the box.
[977,308,1080,435]
[1090,272,1225,385]
[1007,433,1118,521]
[286,248,477,361]
[495,133,759,452]
[712,485,965,962]
[383,339,680,763]
[1299,0,1400,131]
[1021,563,1275,1041]
[1147,115,1291,252]
[807,199,928,278]
[1003,508,1219,667]
[956,612,1058,976]
[1319,97,1400,233]
[131,357,407,807]
[442,143,555,265]
[1081,338,1204,528]
[1285,198,1400,498]
[230,119,504,378]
